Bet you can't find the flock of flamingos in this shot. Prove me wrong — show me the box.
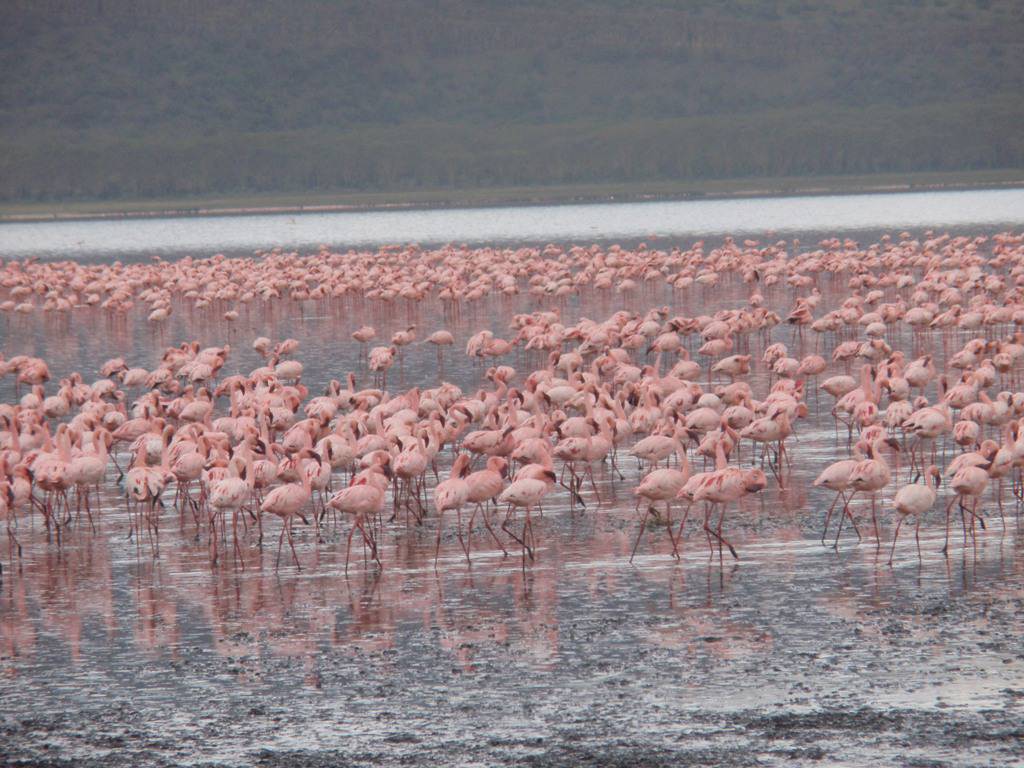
[1,230,1023,576]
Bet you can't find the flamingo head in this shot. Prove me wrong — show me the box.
[743,469,768,493]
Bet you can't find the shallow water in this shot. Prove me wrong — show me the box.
[1,187,1024,259]
[1,224,1024,766]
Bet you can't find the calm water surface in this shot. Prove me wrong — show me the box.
[1,187,1023,259]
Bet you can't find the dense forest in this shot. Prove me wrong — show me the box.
[1,0,1022,203]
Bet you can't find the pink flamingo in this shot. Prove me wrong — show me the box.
[889,465,940,564]
[813,442,866,547]
[690,443,768,562]
[66,427,112,527]
[432,453,472,565]
[630,438,691,561]
[463,456,509,558]
[125,447,174,556]
[260,455,314,569]
[942,461,990,556]
[845,435,900,548]
[208,452,255,565]
[328,465,388,572]
[498,476,550,565]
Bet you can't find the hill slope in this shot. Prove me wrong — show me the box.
[1,0,1022,202]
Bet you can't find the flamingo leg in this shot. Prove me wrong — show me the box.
[702,504,738,563]
[455,506,471,565]
[477,502,508,556]
[232,509,244,567]
[941,495,958,555]
[888,516,904,565]
[6,519,22,564]
[996,479,1007,534]
[286,516,301,569]
[275,521,287,568]
[361,518,381,569]
[501,504,525,552]
[715,504,738,561]
[629,504,651,563]
[522,505,535,563]
[821,490,845,545]
[586,465,601,505]
[434,510,445,568]
[209,510,220,566]
[344,520,357,574]
[349,513,380,570]
[833,491,855,549]
[664,501,679,559]
[870,495,880,549]
[702,503,715,555]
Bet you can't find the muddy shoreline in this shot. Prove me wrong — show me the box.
[3,528,1022,767]
[3,174,1022,224]
[3,706,1022,767]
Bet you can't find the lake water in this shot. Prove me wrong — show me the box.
[1,187,1023,259]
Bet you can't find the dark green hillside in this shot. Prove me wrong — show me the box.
[1,0,1022,202]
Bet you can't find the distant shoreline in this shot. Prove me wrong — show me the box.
[2,169,1022,224]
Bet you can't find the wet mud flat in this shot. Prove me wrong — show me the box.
[2,519,1022,767]
[5,706,1023,768]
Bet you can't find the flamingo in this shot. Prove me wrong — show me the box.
[813,447,863,547]
[125,447,174,556]
[426,330,455,372]
[630,437,691,561]
[498,476,550,564]
[690,443,768,562]
[368,345,397,387]
[260,454,315,569]
[1,482,19,566]
[845,435,900,548]
[889,465,940,564]
[66,428,112,526]
[208,452,255,565]
[432,453,472,565]
[463,456,509,557]
[328,464,388,572]
[942,462,990,556]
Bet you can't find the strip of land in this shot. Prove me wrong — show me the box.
[1,169,1022,223]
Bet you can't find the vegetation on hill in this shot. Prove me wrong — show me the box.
[1,0,1022,202]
